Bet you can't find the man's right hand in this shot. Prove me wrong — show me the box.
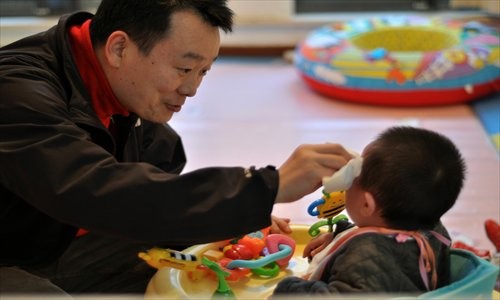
[275,143,353,204]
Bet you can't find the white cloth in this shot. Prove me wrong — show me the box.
[322,155,363,193]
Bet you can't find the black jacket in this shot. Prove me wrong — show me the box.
[273,222,450,296]
[0,13,278,266]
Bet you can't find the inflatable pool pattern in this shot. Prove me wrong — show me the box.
[295,16,500,106]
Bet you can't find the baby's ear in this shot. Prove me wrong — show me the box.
[362,192,379,217]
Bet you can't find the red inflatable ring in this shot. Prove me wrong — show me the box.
[295,16,500,106]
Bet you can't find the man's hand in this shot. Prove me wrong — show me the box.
[270,215,292,234]
[275,143,353,204]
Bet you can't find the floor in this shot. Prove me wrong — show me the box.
[169,57,500,254]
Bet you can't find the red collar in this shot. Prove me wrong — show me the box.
[68,19,129,128]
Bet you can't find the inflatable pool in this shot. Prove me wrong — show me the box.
[295,16,500,106]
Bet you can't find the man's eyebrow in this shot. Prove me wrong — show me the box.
[182,52,218,62]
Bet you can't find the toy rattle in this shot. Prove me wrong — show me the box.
[307,155,363,237]
[138,227,297,297]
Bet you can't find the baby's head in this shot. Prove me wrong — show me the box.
[346,126,466,230]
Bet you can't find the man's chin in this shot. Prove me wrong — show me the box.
[162,113,174,124]
[141,113,173,124]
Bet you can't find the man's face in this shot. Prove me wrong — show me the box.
[110,10,220,123]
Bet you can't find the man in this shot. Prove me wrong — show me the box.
[0,0,353,295]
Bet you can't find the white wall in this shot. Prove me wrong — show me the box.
[228,0,294,24]
[1,1,495,47]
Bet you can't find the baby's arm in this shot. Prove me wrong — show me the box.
[303,232,333,260]
[305,219,356,259]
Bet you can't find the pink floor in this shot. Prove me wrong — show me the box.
[169,58,500,253]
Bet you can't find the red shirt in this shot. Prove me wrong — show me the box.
[68,19,129,128]
[68,19,129,236]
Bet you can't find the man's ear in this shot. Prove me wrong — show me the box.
[362,191,378,217]
[104,31,128,68]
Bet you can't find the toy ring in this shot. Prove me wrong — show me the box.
[308,219,330,237]
[307,198,325,217]
[226,244,292,269]
[251,261,280,277]
[265,234,296,268]
[308,214,349,237]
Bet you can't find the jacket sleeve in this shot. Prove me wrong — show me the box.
[0,52,278,246]
[273,276,331,295]
[131,119,187,174]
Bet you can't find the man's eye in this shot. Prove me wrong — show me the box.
[178,68,191,74]
[201,69,209,76]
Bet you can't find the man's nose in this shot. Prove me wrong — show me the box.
[178,77,201,97]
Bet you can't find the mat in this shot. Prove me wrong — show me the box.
[471,92,500,153]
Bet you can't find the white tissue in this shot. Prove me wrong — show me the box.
[322,155,363,193]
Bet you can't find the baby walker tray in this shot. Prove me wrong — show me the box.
[144,224,312,299]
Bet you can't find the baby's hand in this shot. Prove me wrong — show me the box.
[270,215,292,234]
[303,232,333,259]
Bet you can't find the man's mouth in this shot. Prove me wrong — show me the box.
[166,104,181,112]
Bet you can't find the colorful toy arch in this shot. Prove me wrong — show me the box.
[295,16,500,106]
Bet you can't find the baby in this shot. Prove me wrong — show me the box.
[273,126,466,296]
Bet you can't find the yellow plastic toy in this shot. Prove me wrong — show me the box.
[307,155,363,236]
[138,247,200,271]
[308,190,346,219]
[307,190,348,237]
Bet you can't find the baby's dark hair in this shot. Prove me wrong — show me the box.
[90,0,233,55]
[358,126,466,230]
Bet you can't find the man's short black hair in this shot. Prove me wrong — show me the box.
[90,0,233,55]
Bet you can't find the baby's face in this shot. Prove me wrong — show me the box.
[345,177,365,226]
[344,143,373,226]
